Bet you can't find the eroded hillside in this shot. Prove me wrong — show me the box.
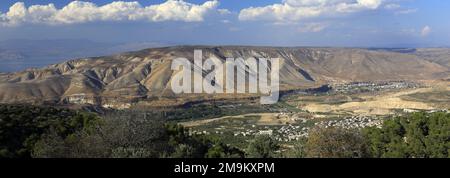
[0,46,448,108]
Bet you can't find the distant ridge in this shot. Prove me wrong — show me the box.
[0,46,448,108]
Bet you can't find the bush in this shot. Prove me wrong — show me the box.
[305,127,369,158]
[171,144,196,158]
[283,138,307,158]
[246,135,279,158]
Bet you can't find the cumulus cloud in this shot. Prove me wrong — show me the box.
[421,25,431,37]
[0,0,220,26]
[239,0,384,22]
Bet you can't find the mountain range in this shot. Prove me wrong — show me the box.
[0,46,448,108]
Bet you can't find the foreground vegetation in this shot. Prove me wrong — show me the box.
[0,105,245,158]
[0,104,448,158]
[0,104,99,158]
[286,111,450,158]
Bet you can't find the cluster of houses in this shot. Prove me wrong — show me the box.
[315,115,384,129]
[333,81,418,94]
[269,115,384,141]
[189,107,450,143]
[230,125,309,142]
[188,113,388,142]
[188,130,211,136]
[403,108,449,113]
[275,125,309,141]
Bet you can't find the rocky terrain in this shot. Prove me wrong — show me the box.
[0,46,448,109]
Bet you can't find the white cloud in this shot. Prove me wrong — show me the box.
[394,8,417,15]
[384,3,400,10]
[239,0,384,22]
[218,9,232,15]
[383,2,417,15]
[298,22,328,32]
[0,0,220,26]
[421,25,431,37]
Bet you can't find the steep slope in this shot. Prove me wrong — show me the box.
[0,46,448,108]
[414,48,450,68]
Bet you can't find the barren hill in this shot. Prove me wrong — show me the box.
[0,46,448,108]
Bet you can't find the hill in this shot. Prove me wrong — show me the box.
[0,46,448,108]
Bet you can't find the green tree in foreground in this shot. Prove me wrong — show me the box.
[363,112,450,158]
[0,104,100,158]
[287,112,449,158]
[305,127,369,158]
[32,110,245,158]
[246,135,280,158]
[3,103,448,158]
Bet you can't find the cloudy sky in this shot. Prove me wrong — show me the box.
[0,0,449,47]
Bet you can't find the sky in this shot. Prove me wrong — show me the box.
[0,0,449,47]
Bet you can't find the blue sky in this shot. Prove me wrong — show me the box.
[0,0,449,47]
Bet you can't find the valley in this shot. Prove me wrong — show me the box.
[179,79,449,150]
[0,46,449,109]
[0,46,449,157]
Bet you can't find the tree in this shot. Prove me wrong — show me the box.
[111,147,154,158]
[205,143,244,158]
[171,144,196,158]
[0,104,100,158]
[33,111,170,158]
[283,138,307,158]
[2,106,246,158]
[363,112,450,158]
[246,135,279,158]
[97,114,170,157]
[305,127,369,158]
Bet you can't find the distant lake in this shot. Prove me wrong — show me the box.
[0,57,68,72]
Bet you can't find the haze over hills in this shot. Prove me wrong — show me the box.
[0,46,448,108]
[0,39,167,72]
